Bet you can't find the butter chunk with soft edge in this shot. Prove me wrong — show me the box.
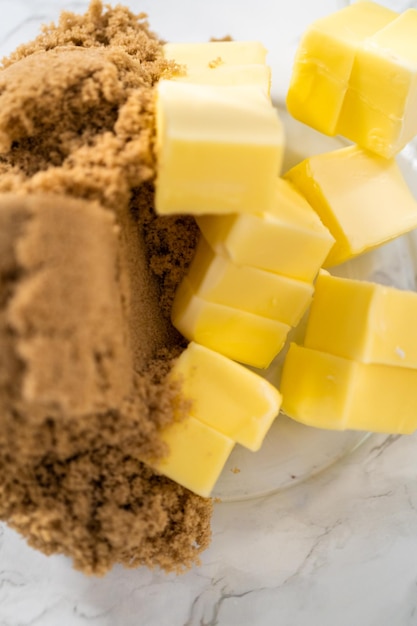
[155,81,284,215]
[169,342,282,451]
[281,343,417,434]
[304,271,417,369]
[147,415,234,498]
[196,177,334,282]
[286,1,396,135]
[187,235,313,325]
[337,9,417,158]
[285,145,417,267]
[171,278,290,369]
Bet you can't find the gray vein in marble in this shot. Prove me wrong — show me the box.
[403,484,417,515]
[202,586,268,626]
[1,599,62,626]
[183,575,273,626]
[280,519,343,587]
[367,434,402,461]
[72,604,114,623]
[26,602,65,626]
[366,490,394,500]
[0,571,28,592]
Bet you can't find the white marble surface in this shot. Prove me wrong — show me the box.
[2,1,417,625]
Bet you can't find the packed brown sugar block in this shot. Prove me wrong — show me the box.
[1,194,132,417]
[0,0,211,576]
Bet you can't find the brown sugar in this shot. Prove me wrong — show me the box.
[0,1,211,575]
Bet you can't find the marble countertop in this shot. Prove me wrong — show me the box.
[1,2,417,625]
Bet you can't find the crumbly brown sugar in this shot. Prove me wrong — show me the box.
[0,1,209,575]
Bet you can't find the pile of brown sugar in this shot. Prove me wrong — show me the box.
[0,1,212,575]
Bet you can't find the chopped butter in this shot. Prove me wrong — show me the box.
[186,236,313,325]
[169,342,282,451]
[285,145,417,267]
[196,177,334,282]
[304,271,417,369]
[163,41,268,68]
[171,278,290,369]
[150,415,234,498]
[286,1,396,136]
[163,41,270,93]
[155,80,284,216]
[337,9,417,157]
[281,343,417,434]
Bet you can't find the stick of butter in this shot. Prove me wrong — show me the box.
[155,80,284,216]
[196,177,334,282]
[304,271,417,369]
[285,145,417,267]
[186,235,314,325]
[171,278,290,369]
[169,342,282,451]
[281,343,417,434]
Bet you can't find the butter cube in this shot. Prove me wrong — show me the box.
[171,278,290,368]
[163,41,268,68]
[170,342,282,451]
[285,145,417,267]
[163,41,270,93]
[281,343,417,434]
[286,1,396,135]
[166,64,271,94]
[155,81,284,216]
[186,236,313,324]
[304,271,417,369]
[149,415,234,498]
[337,9,417,157]
[196,178,334,282]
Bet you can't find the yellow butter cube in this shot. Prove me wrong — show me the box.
[170,342,282,451]
[337,9,417,157]
[155,80,284,215]
[281,343,417,434]
[196,178,334,282]
[286,1,396,135]
[186,235,313,324]
[304,271,417,369]
[163,41,270,93]
[149,415,234,498]
[171,278,290,368]
[166,64,271,94]
[163,41,268,68]
[285,145,417,267]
